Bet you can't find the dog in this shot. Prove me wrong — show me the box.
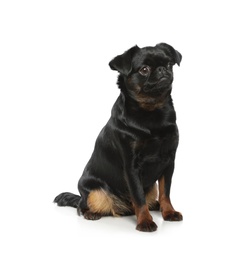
[54,43,183,232]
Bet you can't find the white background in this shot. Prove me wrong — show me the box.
[1,0,252,259]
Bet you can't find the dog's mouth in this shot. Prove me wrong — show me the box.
[157,77,172,86]
[143,77,172,93]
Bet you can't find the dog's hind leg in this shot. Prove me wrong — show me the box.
[77,175,108,219]
[85,189,114,219]
[78,176,133,220]
[85,189,133,219]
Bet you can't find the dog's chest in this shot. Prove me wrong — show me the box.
[132,127,178,165]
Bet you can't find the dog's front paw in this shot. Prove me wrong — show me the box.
[162,211,183,221]
[136,220,158,232]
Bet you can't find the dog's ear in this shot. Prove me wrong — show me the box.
[109,45,140,75]
[156,43,182,66]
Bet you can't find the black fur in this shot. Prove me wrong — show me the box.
[54,43,183,232]
[54,192,80,208]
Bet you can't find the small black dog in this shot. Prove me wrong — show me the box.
[54,43,182,232]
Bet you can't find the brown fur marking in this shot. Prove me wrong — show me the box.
[134,204,157,232]
[158,176,183,221]
[135,92,167,111]
[134,204,152,224]
[87,189,132,216]
[158,176,174,212]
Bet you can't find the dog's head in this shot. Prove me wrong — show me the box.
[109,43,182,110]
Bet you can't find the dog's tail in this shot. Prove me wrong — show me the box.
[54,192,81,208]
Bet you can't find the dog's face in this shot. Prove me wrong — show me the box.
[109,43,182,110]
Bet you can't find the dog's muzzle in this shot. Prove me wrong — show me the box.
[143,67,173,93]
[157,66,173,79]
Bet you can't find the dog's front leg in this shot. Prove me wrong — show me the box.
[125,165,157,232]
[159,160,183,221]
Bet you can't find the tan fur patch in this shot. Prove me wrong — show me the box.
[87,189,113,215]
[136,94,166,111]
[87,189,132,217]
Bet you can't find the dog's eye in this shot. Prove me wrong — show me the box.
[139,66,151,76]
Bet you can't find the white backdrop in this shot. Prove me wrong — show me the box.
[1,0,251,259]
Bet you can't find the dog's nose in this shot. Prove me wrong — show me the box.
[157,66,171,78]
[157,66,166,74]
[157,66,170,77]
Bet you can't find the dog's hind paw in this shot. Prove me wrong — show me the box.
[83,210,102,220]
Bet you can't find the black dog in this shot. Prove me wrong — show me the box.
[54,43,182,232]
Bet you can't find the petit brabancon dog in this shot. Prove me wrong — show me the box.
[54,43,183,232]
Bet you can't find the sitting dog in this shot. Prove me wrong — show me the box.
[54,43,183,232]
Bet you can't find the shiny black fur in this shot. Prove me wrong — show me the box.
[54,43,182,231]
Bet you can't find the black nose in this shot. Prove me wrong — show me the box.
[157,66,171,78]
[157,66,167,74]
